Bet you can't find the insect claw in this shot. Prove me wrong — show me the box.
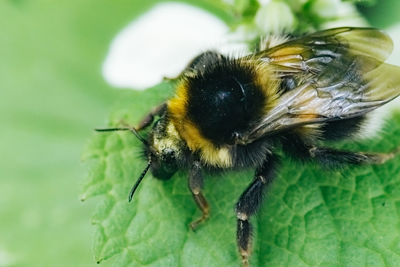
[189,221,198,232]
[189,213,209,231]
[189,219,202,231]
[381,146,400,163]
[240,252,250,267]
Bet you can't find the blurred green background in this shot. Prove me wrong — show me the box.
[1,0,400,266]
[0,1,155,266]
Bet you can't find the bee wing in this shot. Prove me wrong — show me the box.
[239,28,400,144]
[258,27,393,77]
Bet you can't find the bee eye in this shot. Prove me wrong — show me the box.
[150,148,178,181]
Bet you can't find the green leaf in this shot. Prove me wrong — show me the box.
[83,83,400,266]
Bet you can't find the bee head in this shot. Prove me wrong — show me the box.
[95,116,183,202]
[147,117,182,181]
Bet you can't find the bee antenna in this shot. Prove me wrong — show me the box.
[128,157,152,202]
[95,127,148,146]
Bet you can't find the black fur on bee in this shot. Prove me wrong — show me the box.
[185,57,266,146]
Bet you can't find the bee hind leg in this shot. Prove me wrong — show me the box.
[282,136,399,167]
[307,146,399,167]
[235,155,279,267]
[188,161,209,231]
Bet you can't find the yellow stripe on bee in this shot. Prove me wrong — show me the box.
[168,81,233,168]
[168,82,188,120]
[252,62,281,111]
[200,146,231,168]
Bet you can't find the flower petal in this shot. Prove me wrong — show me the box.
[102,2,235,90]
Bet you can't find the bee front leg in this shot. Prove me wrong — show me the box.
[136,102,167,131]
[235,155,279,267]
[188,161,210,231]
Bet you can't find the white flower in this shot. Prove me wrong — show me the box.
[312,0,367,28]
[102,2,247,90]
[254,1,297,34]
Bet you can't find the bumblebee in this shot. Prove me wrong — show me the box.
[97,27,400,266]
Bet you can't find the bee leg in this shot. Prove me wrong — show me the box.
[188,161,209,231]
[235,156,279,267]
[307,146,399,167]
[282,136,399,167]
[162,75,180,82]
[136,102,167,131]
